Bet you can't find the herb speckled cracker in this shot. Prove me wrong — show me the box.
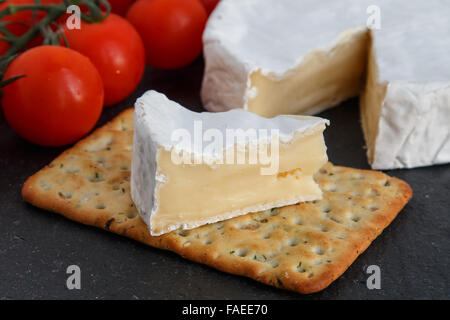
[22,109,412,294]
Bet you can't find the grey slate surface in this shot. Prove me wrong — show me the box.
[0,60,448,299]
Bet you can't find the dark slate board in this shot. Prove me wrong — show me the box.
[0,60,449,299]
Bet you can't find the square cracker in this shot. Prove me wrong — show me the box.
[22,108,412,294]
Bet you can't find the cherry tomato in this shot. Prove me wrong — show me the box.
[62,13,145,106]
[2,46,104,146]
[126,0,207,69]
[102,0,135,16]
[201,0,220,15]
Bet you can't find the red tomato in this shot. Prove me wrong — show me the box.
[103,0,135,16]
[201,0,220,15]
[126,0,207,69]
[62,13,145,106]
[2,46,104,146]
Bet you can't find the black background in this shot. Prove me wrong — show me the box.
[0,60,449,299]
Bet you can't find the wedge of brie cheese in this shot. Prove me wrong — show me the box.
[202,0,450,169]
[131,91,329,236]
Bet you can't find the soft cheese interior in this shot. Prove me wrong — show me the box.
[131,91,329,236]
[246,30,368,117]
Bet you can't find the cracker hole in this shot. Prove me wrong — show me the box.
[203,239,213,245]
[236,248,248,257]
[239,223,259,230]
[39,180,52,191]
[327,215,342,224]
[307,273,314,278]
[287,238,299,247]
[262,233,271,239]
[96,203,106,210]
[88,172,105,183]
[370,206,379,212]
[350,215,361,222]
[178,230,190,237]
[66,168,79,174]
[321,206,332,214]
[294,217,303,225]
[383,180,391,187]
[112,185,120,191]
[296,262,306,273]
[126,211,137,219]
[253,254,268,262]
[270,261,280,268]
[368,189,380,196]
[313,247,325,255]
[119,119,128,131]
[269,208,279,216]
[325,185,337,192]
[58,192,72,199]
[216,223,225,230]
[84,138,113,152]
[183,241,191,247]
[318,226,329,232]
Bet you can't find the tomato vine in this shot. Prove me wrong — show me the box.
[0,0,111,88]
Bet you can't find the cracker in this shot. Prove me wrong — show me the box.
[22,108,412,294]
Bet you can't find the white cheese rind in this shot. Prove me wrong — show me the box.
[133,90,328,160]
[372,82,450,169]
